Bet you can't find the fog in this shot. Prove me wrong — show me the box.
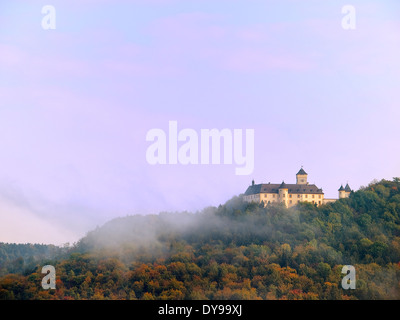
[72,196,338,265]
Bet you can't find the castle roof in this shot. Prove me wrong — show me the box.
[245,183,323,195]
[338,185,345,191]
[279,181,287,189]
[296,168,307,175]
[344,183,352,192]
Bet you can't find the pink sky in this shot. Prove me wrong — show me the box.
[0,0,399,244]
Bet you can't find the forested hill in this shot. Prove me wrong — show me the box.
[1,178,400,300]
[0,243,66,276]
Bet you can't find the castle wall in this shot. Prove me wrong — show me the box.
[244,192,325,208]
[323,198,337,204]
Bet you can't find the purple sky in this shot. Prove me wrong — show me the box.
[0,0,399,244]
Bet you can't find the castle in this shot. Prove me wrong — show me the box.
[243,168,352,207]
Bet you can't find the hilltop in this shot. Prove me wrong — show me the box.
[1,178,400,300]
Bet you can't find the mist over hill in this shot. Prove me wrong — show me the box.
[0,243,67,277]
[1,178,400,300]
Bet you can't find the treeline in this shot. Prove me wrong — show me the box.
[0,178,400,300]
[0,243,66,277]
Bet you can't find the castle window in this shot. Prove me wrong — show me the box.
[312,195,315,198]
[297,195,300,198]
[298,200,300,203]
[289,200,292,204]
[264,194,267,198]
[289,194,292,198]
[273,194,275,198]
[305,195,308,198]
[319,195,321,199]
[319,201,321,205]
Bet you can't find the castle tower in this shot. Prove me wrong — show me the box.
[339,183,352,199]
[344,183,352,197]
[296,167,308,185]
[279,181,289,207]
[338,185,346,199]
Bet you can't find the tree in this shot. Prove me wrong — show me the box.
[316,263,331,280]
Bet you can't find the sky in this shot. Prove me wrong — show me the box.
[0,0,399,245]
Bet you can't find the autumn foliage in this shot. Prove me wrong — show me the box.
[1,178,400,300]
